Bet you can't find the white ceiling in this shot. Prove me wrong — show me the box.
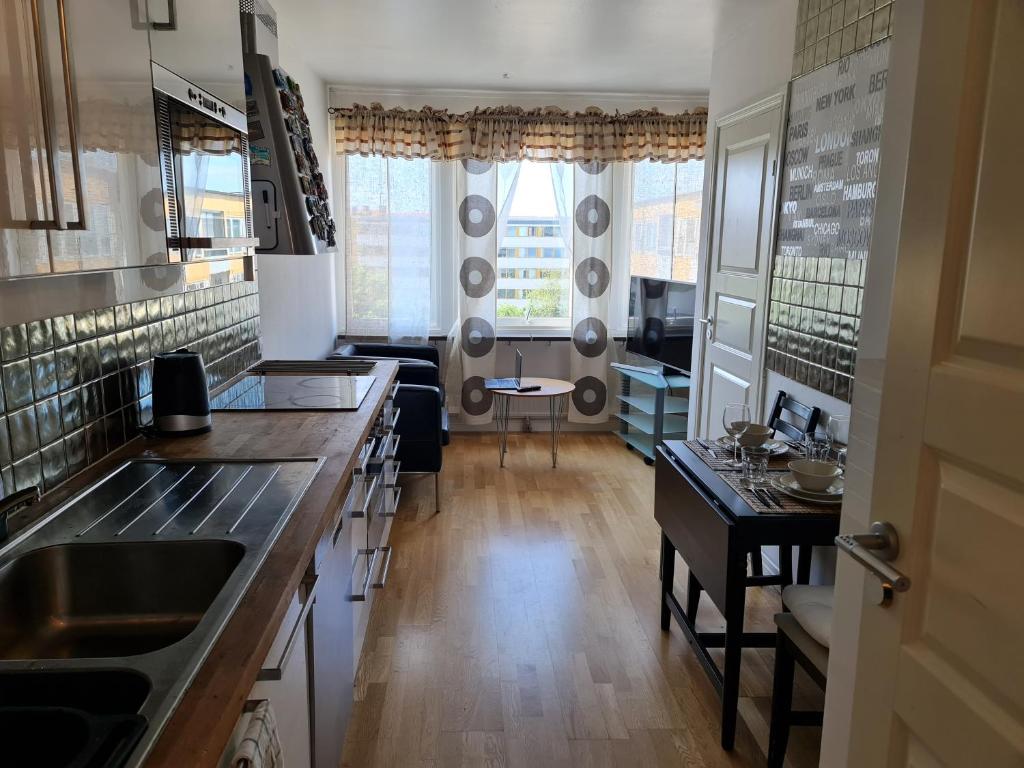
[272,0,714,97]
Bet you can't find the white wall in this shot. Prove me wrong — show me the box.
[255,0,340,358]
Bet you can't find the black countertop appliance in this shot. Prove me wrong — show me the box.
[152,349,212,435]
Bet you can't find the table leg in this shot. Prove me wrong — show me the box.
[721,553,749,750]
[549,394,566,468]
[686,570,702,624]
[660,533,675,630]
[496,395,510,467]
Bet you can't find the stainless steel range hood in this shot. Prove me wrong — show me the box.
[240,1,336,255]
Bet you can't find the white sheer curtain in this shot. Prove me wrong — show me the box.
[550,163,574,259]
[345,155,432,343]
[497,163,522,240]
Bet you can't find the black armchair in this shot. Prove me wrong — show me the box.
[330,342,449,511]
[393,384,448,512]
[330,342,445,402]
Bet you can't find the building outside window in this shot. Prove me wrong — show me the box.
[495,161,572,327]
[628,159,704,283]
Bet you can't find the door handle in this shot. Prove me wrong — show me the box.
[697,315,714,340]
[28,0,86,232]
[150,0,177,30]
[836,521,911,606]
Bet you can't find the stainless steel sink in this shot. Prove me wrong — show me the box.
[0,669,151,766]
[0,540,244,660]
[0,457,324,767]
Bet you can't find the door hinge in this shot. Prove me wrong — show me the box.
[772,159,778,177]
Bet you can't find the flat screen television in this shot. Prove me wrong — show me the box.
[626,276,697,374]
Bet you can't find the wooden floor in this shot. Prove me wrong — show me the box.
[342,433,823,768]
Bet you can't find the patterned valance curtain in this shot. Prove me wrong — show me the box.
[333,104,707,164]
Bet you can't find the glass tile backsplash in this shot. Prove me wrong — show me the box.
[765,255,863,403]
[0,281,260,498]
[793,0,894,78]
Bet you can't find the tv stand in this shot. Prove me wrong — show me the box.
[611,363,690,465]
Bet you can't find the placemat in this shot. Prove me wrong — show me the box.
[718,470,841,515]
[686,438,800,472]
[681,440,840,515]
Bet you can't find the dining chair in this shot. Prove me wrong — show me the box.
[765,391,823,582]
[767,390,822,443]
[768,585,832,767]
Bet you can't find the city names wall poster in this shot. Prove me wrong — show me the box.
[778,39,890,261]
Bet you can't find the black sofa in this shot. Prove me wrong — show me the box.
[330,343,449,511]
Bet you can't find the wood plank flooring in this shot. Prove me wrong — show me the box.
[342,433,824,768]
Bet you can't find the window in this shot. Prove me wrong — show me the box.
[628,159,704,282]
[338,154,705,339]
[495,161,573,327]
[345,155,432,339]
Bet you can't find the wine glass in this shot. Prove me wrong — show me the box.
[722,403,751,468]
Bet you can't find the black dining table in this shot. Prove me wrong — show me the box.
[654,440,840,750]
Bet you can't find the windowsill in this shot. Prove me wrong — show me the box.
[425,329,629,342]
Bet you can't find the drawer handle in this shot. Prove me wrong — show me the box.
[257,573,319,682]
[350,548,378,601]
[385,462,401,490]
[382,485,401,517]
[372,546,393,589]
[350,475,380,520]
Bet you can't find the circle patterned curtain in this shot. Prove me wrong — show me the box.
[455,161,499,424]
[569,163,614,423]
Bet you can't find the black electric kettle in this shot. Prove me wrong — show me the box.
[151,349,212,435]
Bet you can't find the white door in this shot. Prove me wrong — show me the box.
[696,96,784,438]
[823,1,1024,765]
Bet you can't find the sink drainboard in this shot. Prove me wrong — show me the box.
[0,457,324,768]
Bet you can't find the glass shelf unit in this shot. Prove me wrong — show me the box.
[611,364,690,465]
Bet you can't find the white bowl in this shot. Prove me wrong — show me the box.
[788,459,841,492]
[737,424,773,448]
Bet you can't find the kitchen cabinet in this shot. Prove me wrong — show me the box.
[0,0,165,278]
[309,483,356,768]
[1,0,247,284]
[146,0,245,111]
[219,579,314,768]
[48,0,167,273]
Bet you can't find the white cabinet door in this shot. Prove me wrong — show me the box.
[219,585,312,768]
[45,0,166,273]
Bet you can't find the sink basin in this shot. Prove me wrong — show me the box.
[0,670,151,768]
[0,669,150,713]
[0,540,245,660]
[0,707,92,767]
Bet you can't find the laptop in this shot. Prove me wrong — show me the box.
[485,348,524,390]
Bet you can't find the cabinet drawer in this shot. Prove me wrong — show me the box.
[220,582,313,767]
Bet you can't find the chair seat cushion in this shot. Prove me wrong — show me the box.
[782,584,834,649]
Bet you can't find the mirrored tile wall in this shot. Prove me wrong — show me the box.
[766,255,863,403]
[0,281,260,497]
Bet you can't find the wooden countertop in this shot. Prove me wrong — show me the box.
[8,361,398,767]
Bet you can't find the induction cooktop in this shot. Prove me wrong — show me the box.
[211,374,377,411]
